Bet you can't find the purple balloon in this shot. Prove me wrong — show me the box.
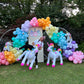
[67,47,70,50]
[63,40,78,58]
[71,41,76,44]
[21,20,32,32]
[71,48,75,52]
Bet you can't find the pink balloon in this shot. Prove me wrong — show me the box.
[69,51,84,64]
[68,56,73,61]
[0,59,1,63]
[76,58,80,61]
[30,17,39,27]
[78,60,82,64]
[0,55,5,60]
[73,59,78,64]
[0,52,2,55]
[1,60,6,64]
[5,61,9,65]
[80,55,84,59]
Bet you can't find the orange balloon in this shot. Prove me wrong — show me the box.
[4,51,16,64]
[38,17,51,30]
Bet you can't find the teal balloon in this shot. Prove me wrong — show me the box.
[12,37,15,41]
[54,40,58,43]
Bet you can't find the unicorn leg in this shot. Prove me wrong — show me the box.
[46,56,50,66]
[52,59,54,63]
[52,58,56,68]
[26,59,29,66]
[59,54,63,65]
[29,57,35,70]
[21,51,29,66]
[17,51,27,61]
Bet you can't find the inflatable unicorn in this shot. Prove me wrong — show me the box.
[17,45,39,70]
[47,43,63,67]
[3,41,12,51]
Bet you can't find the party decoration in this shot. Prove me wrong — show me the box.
[12,28,28,48]
[47,43,63,68]
[17,45,39,70]
[68,51,84,64]
[3,41,12,51]
[9,46,23,60]
[30,17,39,27]
[4,51,16,64]
[46,24,59,38]
[0,52,9,65]
[1,16,84,67]
[21,20,31,32]
[38,17,51,30]
[51,31,67,49]
[63,41,78,58]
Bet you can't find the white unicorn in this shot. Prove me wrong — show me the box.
[47,43,63,67]
[3,41,12,51]
[17,45,39,70]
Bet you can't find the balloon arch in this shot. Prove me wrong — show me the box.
[0,17,84,66]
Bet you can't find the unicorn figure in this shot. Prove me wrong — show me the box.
[47,43,63,67]
[17,44,39,70]
[3,41,12,51]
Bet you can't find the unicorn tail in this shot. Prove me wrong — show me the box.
[57,48,62,54]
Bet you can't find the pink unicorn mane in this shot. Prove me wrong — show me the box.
[49,43,54,46]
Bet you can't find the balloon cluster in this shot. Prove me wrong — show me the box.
[9,46,23,60]
[46,24,59,38]
[0,52,9,65]
[51,31,67,49]
[68,51,84,64]
[21,20,31,32]
[38,17,51,30]
[63,41,78,58]
[30,17,39,27]
[12,28,28,48]
[4,51,16,64]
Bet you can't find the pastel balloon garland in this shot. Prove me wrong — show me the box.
[0,16,84,65]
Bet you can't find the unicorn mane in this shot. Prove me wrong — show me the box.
[57,48,62,54]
